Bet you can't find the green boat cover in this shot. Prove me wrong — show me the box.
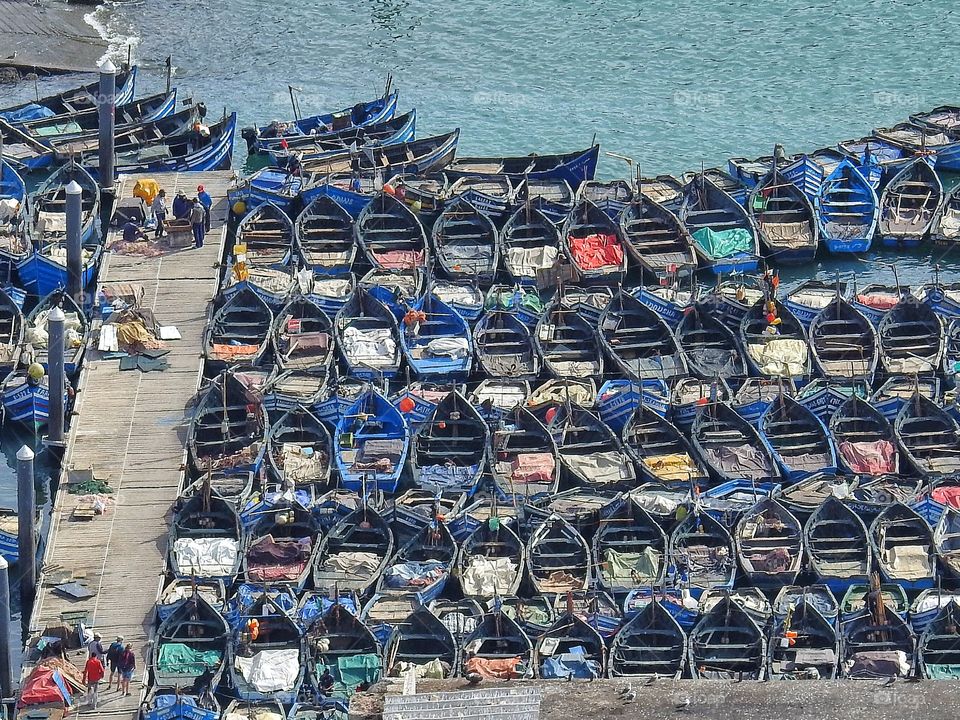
[692,227,753,259]
[924,664,960,679]
[157,642,222,675]
[485,289,544,315]
[602,547,661,583]
[323,653,382,693]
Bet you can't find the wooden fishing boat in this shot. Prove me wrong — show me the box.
[242,496,319,589]
[473,310,540,379]
[429,278,482,322]
[840,605,916,679]
[740,297,811,383]
[803,497,871,594]
[877,295,944,375]
[546,404,636,489]
[633,282,696,329]
[597,288,686,382]
[637,174,684,208]
[768,597,839,679]
[300,130,460,176]
[461,609,533,679]
[735,498,803,589]
[534,612,605,679]
[495,595,555,640]
[384,606,458,678]
[919,601,960,679]
[815,158,879,254]
[271,295,334,377]
[359,266,424,320]
[678,174,759,274]
[411,391,488,495]
[428,598,484,643]
[444,145,599,188]
[871,373,940,421]
[785,279,847,330]
[203,287,273,373]
[534,296,602,379]
[0,67,137,121]
[19,90,177,143]
[0,287,23,377]
[668,510,736,598]
[469,378,529,421]
[559,199,627,284]
[593,496,666,598]
[699,277,765,332]
[699,587,772,631]
[168,481,243,584]
[489,403,558,500]
[795,377,869,426]
[313,503,394,595]
[399,293,471,380]
[622,404,705,489]
[850,282,909,327]
[334,387,409,494]
[19,162,100,296]
[224,201,296,307]
[188,371,267,476]
[935,506,960,581]
[691,401,780,484]
[619,194,697,278]
[748,166,818,264]
[527,515,591,595]
[877,157,942,249]
[733,377,793,426]
[772,584,839,625]
[839,582,909,624]
[156,576,226,624]
[226,594,305,702]
[294,193,356,276]
[809,294,877,381]
[221,699,285,720]
[607,599,686,679]
[932,182,960,244]
[835,136,902,182]
[500,204,561,285]
[759,394,837,480]
[377,519,456,605]
[670,378,732,433]
[873,122,960,172]
[265,406,331,492]
[778,471,850,523]
[302,271,356,316]
[355,191,428,272]
[519,178,575,223]
[676,302,747,381]
[303,598,382,692]
[152,594,229,689]
[0,159,29,277]
[870,503,935,591]
[831,395,900,476]
[447,175,515,219]
[456,514,524,601]
[578,179,634,218]
[689,594,766,679]
[335,288,401,380]
[896,392,960,478]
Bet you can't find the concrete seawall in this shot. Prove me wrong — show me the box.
[0,0,106,78]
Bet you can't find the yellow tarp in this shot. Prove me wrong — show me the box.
[643,453,701,483]
[747,338,808,377]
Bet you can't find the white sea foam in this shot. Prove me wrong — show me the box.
[84,2,140,67]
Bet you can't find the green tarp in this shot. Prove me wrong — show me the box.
[324,653,381,693]
[602,547,661,583]
[924,664,960,680]
[692,227,753,259]
[157,643,222,675]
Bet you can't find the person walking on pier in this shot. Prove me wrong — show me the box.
[198,184,212,232]
[83,653,105,709]
[190,199,206,249]
[152,190,168,239]
[87,632,105,660]
[118,643,136,696]
[105,635,124,690]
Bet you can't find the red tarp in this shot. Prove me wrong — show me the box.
[839,439,897,475]
[510,453,556,483]
[465,656,523,679]
[569,233,623,270]
[933,486,960,509]
[855,292,899,310]
[19,666,68,708]
[372,250,424,270]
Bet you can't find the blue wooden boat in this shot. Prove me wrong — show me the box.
[780,149,849,201]
[153,591,230,691]
[896,392,960,478]
[533,611,605,679]
[831,395,900,476]
[871,374,940,421]
[0,159,30,277]
[490,403,559,501]
[727,154,778,189]
[312,375,372,426]
[699,277,765,332]
[335,288,401,380]
[795,377,870,426]
[473,310,540,379]
[804,497,871,595]
[359,267,425,321]
[390,382,446,431]
[676,301,746,381]
[784,279,846,330]
[840,607,915,679]
[265,109,417,168]
[839,583,910,625]
[248,90,399,153]
[698,480,782,528]
[168,481,243,585]
[682,166,749,206]
[0,66,137,122]
[849,282,906,327]
[141,689,219,720]
[444,145,600,189]
[623,402,708,487]
[768,595,840,679]
[304,600,382,694]
[561,199,628,284]
[918,599,960,678]
[448,175,515,221]
[870,502,936,592]
[692,400,781,484]
[878,295,944,376]
[678,174,759,274]
[2,369,53,428]
[619,194,697,278]
[733,377,793,427]
[294,194,356,276]
[377,519,457,604]
[547,403,636,490]
[739,296,811,384]
[877,157,942,249]
[0,286,23,376]
[669,377,731,433]
[313,503,394,594]
[759,394,837,480]
[815,158,878,254]
[578,179,633,218]
[300,130,459,177]
[334,387,409,493]
[594,495,667,599]
[622,587,698,629]
[501,204,561,285]
[748,166,818,264]
[873,122,960,172]
[595,378,668,434]
[607,598,687,679]
[932,182,960,244]
[157,576,227,624]
[519,178,576,224]
[734,498,803,590]
[809,294,877,382]
[484,284,543,326]
[411,391,488,495]
[527,514,591,594]
[356,190,428,272]
[535,295,603,380]
[598,288,686,382]
[632,283,695,329]
[265,406,332,494]
[225,201,296,307]
[203,287,273,373]
[20,162,100,296]
[432,196,499,285]
[383,605,459,677]
[921,278,960,321]
[400,293,471,380]
[22,291,88,376]
[668,510,736,599]
[431,278,484,323]
[272,295,335,380]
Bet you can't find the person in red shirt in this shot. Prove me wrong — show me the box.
[83,654,105,709]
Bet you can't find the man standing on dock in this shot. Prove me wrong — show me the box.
[198,185,213,233]
[83,653,105,709]
[190,199,206,249]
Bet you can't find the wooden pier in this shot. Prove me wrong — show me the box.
[26,170,235,718]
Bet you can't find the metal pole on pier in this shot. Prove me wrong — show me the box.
[0,556,13,699]
[47,307,66,446]
[65,180,83,302]
[16,445,36,608]
[97,59,117,250]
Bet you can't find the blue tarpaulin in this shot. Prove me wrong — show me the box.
[540,645,601,679]
[0,104,56,124]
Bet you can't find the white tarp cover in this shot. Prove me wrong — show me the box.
[527,382,594,407]
[306,277,352,297]
[173,537,239,577]
[234,649,300,692]
[433,286,481,307]
[425,337,469,358]
[461,556,518,597]
[342,327,396,365]
[747,338,808,377]
[506,246,559,276]
[883,545,933,579]
[26,310,83,349]
[561,450,631,485]
[322,551,381,575]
